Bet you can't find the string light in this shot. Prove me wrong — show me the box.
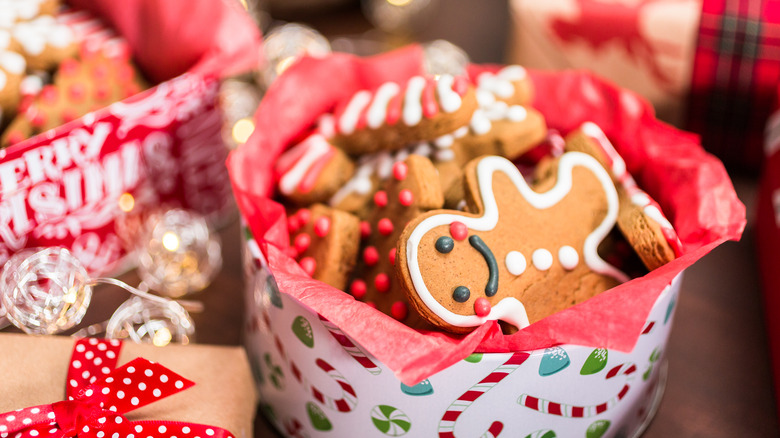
[259,23,331,88]
[231,117,255,144]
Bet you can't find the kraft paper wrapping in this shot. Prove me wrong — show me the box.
[228,46,746,385]
[0,334,257,438]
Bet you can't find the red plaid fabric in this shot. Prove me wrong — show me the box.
[688,0,780,172]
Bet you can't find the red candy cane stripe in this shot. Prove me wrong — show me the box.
[318,314,382,375]
[580,122,683,256]
[274,335,358,413]
[438,352,530,438]
[641,321,655,335]
[519,362,637,418]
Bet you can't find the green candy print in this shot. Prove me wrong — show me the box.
[371,405,412,436]
[464,353,483,363]
[292,316,314,348]
[580,348,608,375]
[307,402,332,431]
[524,430,557,438]
[260,403,277,423]
[586,420,610,438]
[263,353,284,390]
[643,347,662,381]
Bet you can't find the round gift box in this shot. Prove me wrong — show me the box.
[243,233,680,438]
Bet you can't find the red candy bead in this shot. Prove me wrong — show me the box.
[299,257,316,276]
[388,248,396,265]
[360,221,372,239]
[365,301,377,309]
[450,221,468,241]
[314,216,331,237]
[374,191,388,207]
[363,246,379,266]
[59,58,79,76]
[287,215,301,233]
[350,280,367,300]
[40,85,57,104]
[297,208,311,225]
[285,247,298,258]
[392,162,408,181]
[398,189,414,206]
[391,301,408,321]
[474,297,491,317]
[375,273,390,293]
[69,83,86,102]
[378,218,394,236]
[61,109,78,124]
[294,233,311,253]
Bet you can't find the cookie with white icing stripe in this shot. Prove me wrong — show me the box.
[276,133,356,206]
[564,122,682,270]
[327,74,478,155]
[287,204,361,291]
[395,153,627,333]
[474,65,534,108]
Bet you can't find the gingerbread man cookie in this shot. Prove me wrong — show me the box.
[325,74,478,155]
[276,133,356,206]
[395,153,628,333]
[347,154,443,328]
[564,122,682,270]
[287,204,361,291]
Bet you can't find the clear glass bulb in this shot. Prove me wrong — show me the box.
[106,296,194,346]
[136,209,222,298]
[423,39,470,77]
[0,247,92,335]
[259,23,331,87]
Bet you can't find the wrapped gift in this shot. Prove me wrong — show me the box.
[508,0,780,172]
[229,46,745,436]
[0,334,257,438]
[0,0,261,275]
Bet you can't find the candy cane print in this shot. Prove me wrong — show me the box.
[318,314,382,375]
[274,335,358,412]
[283,417,309,438]
[518,362,637,417]
[438,351,530,438]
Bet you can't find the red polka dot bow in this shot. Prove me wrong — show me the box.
[0,338,234,438]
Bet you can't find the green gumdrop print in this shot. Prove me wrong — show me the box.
[539,347,570,376]
[264,353,284,390]
[267,276,283,308]
[524,429,557,438]
[292,316,314,348]
[464,353,483,363]
[307,402,332,431]
[586,420,610,438]
[371,405,412,436]
[580,348,608,375]
[260,403,277,423]
[644,347,662,381]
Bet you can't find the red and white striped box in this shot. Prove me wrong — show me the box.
[0,1,259,275]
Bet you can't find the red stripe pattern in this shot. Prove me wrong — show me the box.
[318,314,382,375]
[518,362,637,418]
[438,351,530,438]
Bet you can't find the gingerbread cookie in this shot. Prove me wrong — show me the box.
[287,204,361,291]
[395,153,628,333]
[0,36,25,121]
[564,122,682,270]
[325,74,478,155]
[474,65,534,108]
[2,52,147,147]
[276,133,356,206]
[347,154,443,328]
[8,14,78,71]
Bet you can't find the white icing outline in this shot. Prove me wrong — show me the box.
[367,82,400,129]
[402,76,426,126]
[278,134,331,195]
[338,90,371,135]
[405,153,627,329]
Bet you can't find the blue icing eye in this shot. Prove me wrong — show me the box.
[453,286,470,303]
[435,236,454,253]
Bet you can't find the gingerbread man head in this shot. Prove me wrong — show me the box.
[395,152,628,333]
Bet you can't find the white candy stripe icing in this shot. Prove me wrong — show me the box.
[532,249,553,271]
[0,69,6,92]
[477,65,527,99]
[402,76,426,126]
[436,74,462,113]
[580,122,683,255]
[405,153,627,329]
[367,82,400,129]
[278,134,332,195]
[339,90,372,135]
